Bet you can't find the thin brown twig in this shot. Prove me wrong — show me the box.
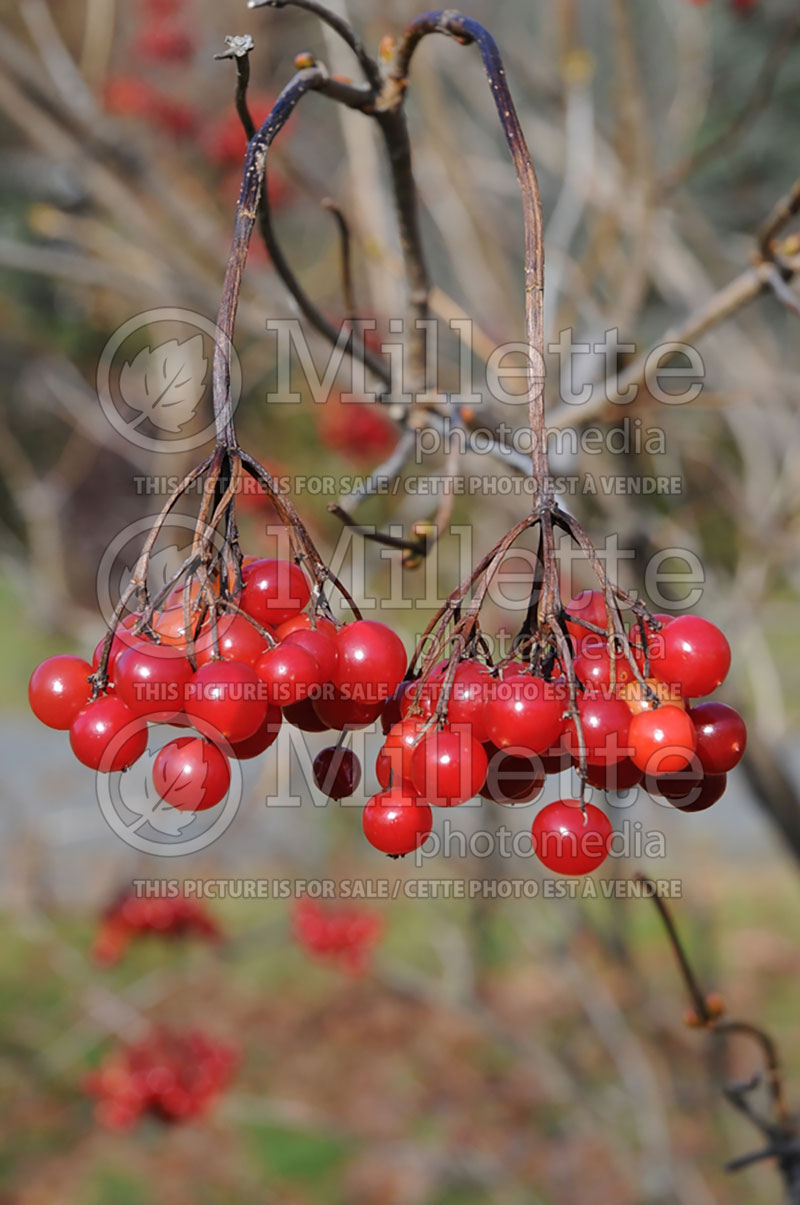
[633,873,800,1191]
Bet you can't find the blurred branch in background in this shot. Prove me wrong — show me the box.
[636,873,800,1201]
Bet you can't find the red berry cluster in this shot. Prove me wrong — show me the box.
[318,393,398,463]
[104,76,198,137]
[85,1028,236,1130]
[291,897,383,975]
[92,890,220,966]
[103,71,292,209]
[134,0,194,64]
[28,556,407,815]
[364,590,746,873]
[202,95,292,211]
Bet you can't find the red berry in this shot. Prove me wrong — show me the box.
[319,395,397,463]
[86,1027,236,1129]
[583,758,643,792]
[484,672,566,755]
[565,694,632,765]
[424,660,494,741]
[480,745,545,804]
[531,799,613,875]
[409,725,488,807]
[256,643,319,706]
[291,897,381,974]
[376,719,427,790]
[445,661,495,740]
[92,619,143,674]
[184,660,266,743]
[688,701,746,774]
[574,635,631,688]
[629,704,697,774]
[540,732,572,774]
[274,614,337,641]
[312,691,383,731]
[135,23,194,62]
[646,770,727,812]
[70,697,148,771]
[228,705,282,759]
[362,791,433,856]
[312,746,362,799]
[541,749,572,774]
[334,620,407,706]
[284,628,337,681]
[115,644,193,721]
[670,772,728,812]
[565,589,607,637]
[283,698,331,732]
[398,668,443,721]
[203,92,280,169]
[153,737,231,811]
[619,676,684,714]
[240,559,311,628]
[649,615,731,698]
[195,614,272,668]
[29,655,93,729]
[380,680,415,733]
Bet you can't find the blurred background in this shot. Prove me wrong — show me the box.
[2,0,800,1201]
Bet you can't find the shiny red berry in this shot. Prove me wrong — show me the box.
[312,691,383,731]
[228,705,282,759]
[688,701,746,774]
[256,643,319,706]
[428,660,494,742]
[649,615,731,698]
[29,654,93,729]
[70,696,148,771]
[480,745,545,804]
[240,559,311,628]
[583,757,643,792]
[565,589,608,637]
[574,635,631,688]
[312,746,362,799]
[409,725,488,807]
[115,644,193,721]
[531,799,613,875]
[334,620,407,706]
[376,719,427,789]
[195,614,272,668]
[184,660,266,743]
[153,737,231,810]
[565,694,632,765]
[646,770,727,812]
[274,614,337,641]
[283,698,331,732]
[284,628,337,681]
[484,672,566,755]
[362,791,433,856]
[629,704,697,774]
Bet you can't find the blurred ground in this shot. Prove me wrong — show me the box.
[2,865,800,1204]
